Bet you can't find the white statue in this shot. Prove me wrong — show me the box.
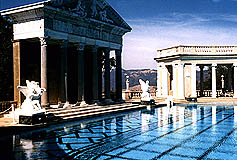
[17,80,46,116]
[139,79,153,102]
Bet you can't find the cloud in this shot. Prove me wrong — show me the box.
[122,13,237,69]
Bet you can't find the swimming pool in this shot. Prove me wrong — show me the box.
[1,105,237,160]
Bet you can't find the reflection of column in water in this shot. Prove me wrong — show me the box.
[104,119,112,131]
[172,106,177,127]
[178,107,184,126]
[96,120,103,133]
[157,108,162,127]
[234,106,237,126]
[142,113,150,132]
[212,106,216,125]
[200,107,204,120]
[163,106,169,125]
[116,117,123,132]
[13,135,21,160]
[192,108,197,123]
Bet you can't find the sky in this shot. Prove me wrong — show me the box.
[1,0,237,69]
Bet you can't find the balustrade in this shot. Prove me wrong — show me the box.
[122,91,156,100]
[158,46,236,57]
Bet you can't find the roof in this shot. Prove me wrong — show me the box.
[0,0,45,10]
[0,0,132,31]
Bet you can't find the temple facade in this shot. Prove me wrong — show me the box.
[154,45,237,99]
[1,0,131,106]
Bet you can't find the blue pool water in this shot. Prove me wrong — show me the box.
[1,105,237,160]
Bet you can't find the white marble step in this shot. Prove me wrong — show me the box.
[53,104,141,118]
[62,105,146,120]
[46,103,134,115]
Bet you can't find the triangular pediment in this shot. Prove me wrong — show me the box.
[47,0,131,31]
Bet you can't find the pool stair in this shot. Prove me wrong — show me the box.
[45,103,146,121]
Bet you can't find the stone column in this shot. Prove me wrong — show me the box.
[76,43,86,106]
[98,49,103,101]
[212,63,217,98]
[59,40,68,104]
[199,65,204,97]
[172,64,177,98]
[104,48,112,103]
[162,65,168,97]
[234,63,237,98]
[40,37,48,106]
[191,63,197,97]
[13,41,21,106]
[115,49,123,101]
[157,64,162,97]
[177,64,184,99]
[92,46,99,104]
[227,65,232,91]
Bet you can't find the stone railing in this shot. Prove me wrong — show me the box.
[123,90,230,100]
[122,91,156,100]
[196,90,230,97]
[157,46,237,57]
[0,101,17,117]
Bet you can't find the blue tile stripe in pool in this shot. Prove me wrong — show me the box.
[3,105,237,160]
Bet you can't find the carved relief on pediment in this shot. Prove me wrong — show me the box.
[70,0,87,18]
[99,8,113,23]
[49,0,114,23]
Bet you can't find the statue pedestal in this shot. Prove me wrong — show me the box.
[19,112,46,125]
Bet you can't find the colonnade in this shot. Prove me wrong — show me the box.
[157,63,237,99]
[13,37,123,106]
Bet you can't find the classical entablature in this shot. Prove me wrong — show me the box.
[1,0,131,48]
[155,45,237,64]
[154,45,237,100]
[1,0,131,106]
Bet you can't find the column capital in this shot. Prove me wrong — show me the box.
[192,63,197,66]
[212,63,217,67]
[233,63,237,67]
[40,37,49,47]
[199,65,204,69]
[60,39,69,48]
[178,63,184,67]
[157,64,162,68]
[92,45,99,53]
[76,43,85,51]
[104,47,111,53]
[172,63,177,67]
[115,49,122,56]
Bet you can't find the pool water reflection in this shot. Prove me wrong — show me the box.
[1,105,237,160]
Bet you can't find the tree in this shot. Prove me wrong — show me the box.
[0,15,13,100]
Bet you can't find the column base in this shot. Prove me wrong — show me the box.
[91,100,101,105]
[104,99,114,105]
[115,98,125,103]
[41,103,50,108]
[75,101,87,106]
[63,101,71,109]
[80,101,87,107]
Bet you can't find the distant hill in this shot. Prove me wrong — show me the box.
[110,68,211,92]
[122,69,157,90]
